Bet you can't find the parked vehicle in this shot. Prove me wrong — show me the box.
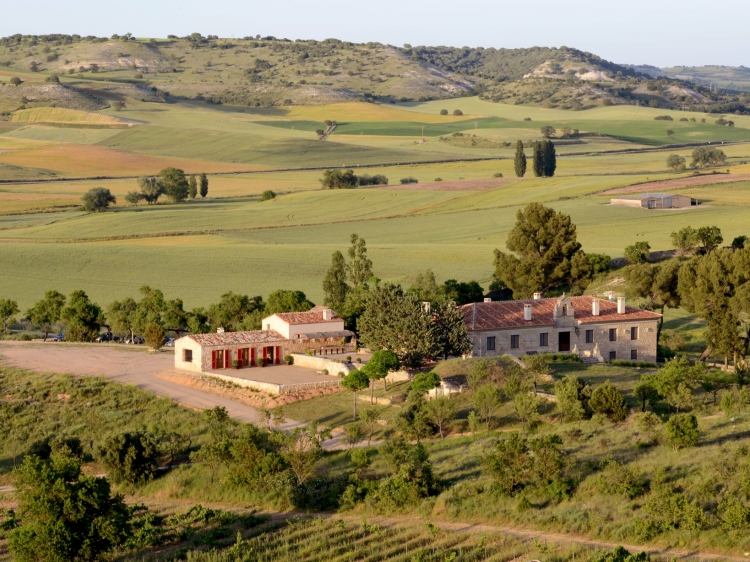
[124,335,144,345]
[164,337,174,347]
[52,332,64,342]
[96,333,119,343]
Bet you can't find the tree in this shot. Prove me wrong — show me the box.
[431,299,472,359]
[493,202,587,297]
[96,431,159,485]
[322,251,349,311]
[633,375,659,412]
[453,109,463,115]
[9,76,21,85]
[81,187,116,212]
[320,169,358,189]
[347,233,373,288]
[666,129,675,137]
[409,269,439,302]
[130,176,165,205]
[260,189,276,201]
[188,174,198,199]
[524,354,551,393]
[440,109,448,115]
[343,424,364,451]
[666,154,686,171]
[190,440,231,484]
[483,432,530,495]
[514,392,540,430]
[0,298,20,334]
[206,291,264,332]
[26,290,66,340]
[664,414,699,450]
[624,240,650,264]
[357,284,437,368]
[554,375,588,422]
[542,139,557,177]
[691,146,726,168]
[589,381,627,421]
[532,141,544,177]
[264,289,314,315]
[731,235,747,250]
[144,322,166,350]
[671,226,697,256]
[106,297,137,340]
[361,349,400,395]
[540,125,556,138]
[474,383,502,430]
[159,432,190,469]
[8,455,130,562]
[61,290,102,342]
[440,279,484,305]
[513,140,527,177]
[425,396,457,438]
[360,408,379,445]
[158,167,189,203]
[199,172,209,197]
[411,372,441,394]
[341,369,370,420]
[696,225,723,254]
[279,424,329,484]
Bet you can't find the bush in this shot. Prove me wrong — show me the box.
[96,431,159,485]
[664,413,699,450]
[81,187,116,212]
[439,109,448,115]
[260,190,276,201]
[493,172,503,178]
[45,75,59,83]
[609,360,658,369]
[597,457,646,499]
[654,115,673,121]
[452,109,463,116]
[399,177,418,185]
[589,381,627,421]
[357,174,388,186]
[144,322,166,350]
[666,154,686,171]
[9,77,21,85]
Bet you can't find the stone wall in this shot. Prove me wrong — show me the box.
[289,354,354,376]
[201,371,341,395]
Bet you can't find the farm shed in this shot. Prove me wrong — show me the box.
[610,193,695,209]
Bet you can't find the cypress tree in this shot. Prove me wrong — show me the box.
[322,250,349,310]
[188,174,198,199]
[543,140,557,177]
[532,142,544,177]
[513,140,527,177]
[199,173,209,198]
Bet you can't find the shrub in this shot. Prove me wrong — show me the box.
[664,414,699,450]
[399,177,418,185]
[81,187,116,212]
[439,109,448,115]
[283,355,292,364]
[493,172,503,178]
[589,381,627,421]
[260,190,276,201]
[144,322,166,350]
[654,115,673,121]
[610,360,658,369]
[666,154,686,171]
[45,75,59,83]
[96,431,159,485]
[452,109,463,116]
[434,177,443,182]
[597,457,645,498]
[9,77,21,85]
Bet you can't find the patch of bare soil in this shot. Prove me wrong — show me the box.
[382,177,521,191]
[157,371,343,409]
[601,173,750,195]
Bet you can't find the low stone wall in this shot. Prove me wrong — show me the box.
[203,371,341,395]
[290,354,354,376]
[385,370,412,383]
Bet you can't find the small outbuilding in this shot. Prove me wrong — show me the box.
[610,193,695,209]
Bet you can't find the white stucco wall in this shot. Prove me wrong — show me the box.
[262,315,344,339]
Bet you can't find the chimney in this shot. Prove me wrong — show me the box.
[483,298,491,303]
[265,323,270,331]
[217,327,224,334]
[592,299,600,316]
[607,292,616,302]
[533,292,542,300]
[524,304,532,321]
[322,308,332,321]
[617,297,626,314]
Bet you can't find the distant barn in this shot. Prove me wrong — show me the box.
[610,193,695,209]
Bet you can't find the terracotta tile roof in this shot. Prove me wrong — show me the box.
[184,330,286,347]
[459,296,661,331]
[273,308,342,325]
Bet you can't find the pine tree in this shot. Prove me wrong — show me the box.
[513,140,527,177]
[322,251,349,310]
[199,173,208,198]
[543,139,557,177]
[532,141,544,177]
[188,175,198,199]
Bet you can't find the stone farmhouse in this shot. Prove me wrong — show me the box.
[459,295,661,363]
[610,193,694,209]
[174,306,355,373]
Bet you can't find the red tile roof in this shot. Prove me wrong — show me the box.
[273,307,342,325]
[185,330,286,347]
[459,296,661,331]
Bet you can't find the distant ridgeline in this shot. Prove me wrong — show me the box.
[0,34,747,112]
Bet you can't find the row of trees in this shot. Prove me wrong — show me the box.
[666,147,726,171]
[319,169,388,189]
[513,140,556,178]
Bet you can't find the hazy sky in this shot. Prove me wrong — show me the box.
[2,0,746,68]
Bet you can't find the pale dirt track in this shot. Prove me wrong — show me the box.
[600,173,750,195]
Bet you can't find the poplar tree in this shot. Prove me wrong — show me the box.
[531,141,544,177]
[188,174,198,199]
[199,173,209,198]
[542,139,557,177]
[322,251,349,311]
[347,233,373,288]
[513,140,527,177]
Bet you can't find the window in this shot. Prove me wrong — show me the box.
[647,200,655,209]
[510,335,520,349]
[631,326,638,340]
[183,349,193,363]
[609,328,617,342]
[585,329,594,344]
[562,305,567,316]
[609,351,616,361]
[486,336,496,351]
[631,350,638,360]
[540,333,549,347]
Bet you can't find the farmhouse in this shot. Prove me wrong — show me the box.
[174,306,356,373]
[459,295,661,363]
[610,193,695,209]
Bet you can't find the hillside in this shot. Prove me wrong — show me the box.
[0,34,748,113]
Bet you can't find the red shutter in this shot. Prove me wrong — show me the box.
[211,350,217,370]
[251,347,255,366]
[225,350,230,369]
[275,346,281,365]
[262,347,267,366]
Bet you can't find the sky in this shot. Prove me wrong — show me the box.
[1,0,747,68]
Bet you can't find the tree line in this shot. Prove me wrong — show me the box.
[513,139,556,178]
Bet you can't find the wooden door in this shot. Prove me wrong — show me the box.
[558,332,570,352]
